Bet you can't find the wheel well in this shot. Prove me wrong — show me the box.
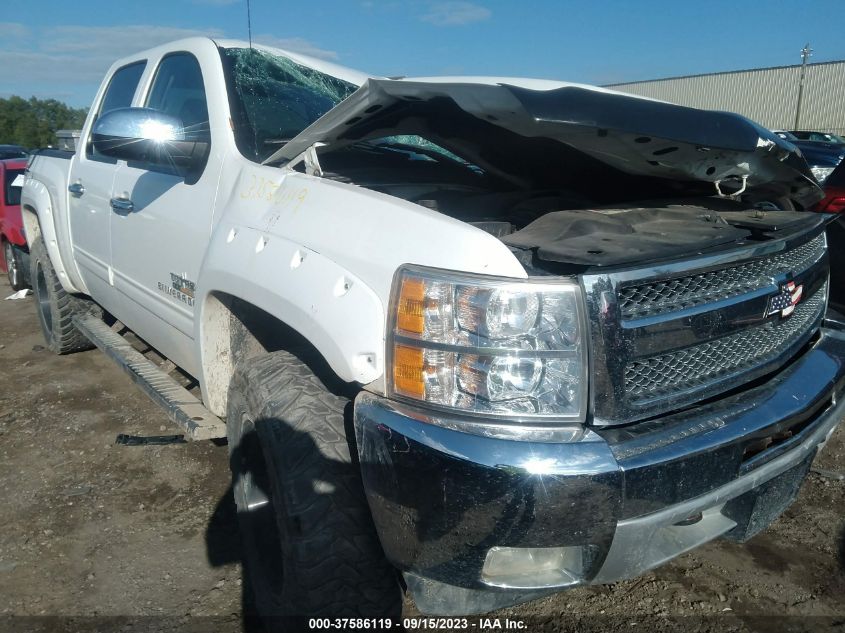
[21,205,41,248]
[201,292,355,416]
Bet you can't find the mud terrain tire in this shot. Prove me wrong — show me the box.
[227,350,401,618]
[30,237,94,354]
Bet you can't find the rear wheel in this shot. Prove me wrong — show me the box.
[29,237,95,354]
[227,350,401,619]
[3,241,26,291]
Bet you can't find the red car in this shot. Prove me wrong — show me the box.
[813,160,845,311]
[816,159,845,213]
[0,158,29,290]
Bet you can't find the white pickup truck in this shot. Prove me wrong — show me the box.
[21,37,845,618]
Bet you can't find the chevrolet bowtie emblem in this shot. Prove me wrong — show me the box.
[767,281,803,317]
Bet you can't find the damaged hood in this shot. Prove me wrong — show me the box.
[265,77,822,207]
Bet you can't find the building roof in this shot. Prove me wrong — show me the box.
[606,59,845,87]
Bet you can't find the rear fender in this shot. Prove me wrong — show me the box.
[21,177,84,294]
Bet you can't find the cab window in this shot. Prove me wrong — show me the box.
[137,52,211,180]
[146,53,210,142]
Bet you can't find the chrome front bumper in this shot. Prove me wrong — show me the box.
[354,326,845,615]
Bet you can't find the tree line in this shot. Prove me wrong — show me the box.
[0,96,88,149]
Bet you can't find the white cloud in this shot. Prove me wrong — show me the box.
[0,22,29,38]
[0,22,339,105]
[421,1,491,26]
[0,50,103,84]
[0,25,225,88]
[42,25,224,55]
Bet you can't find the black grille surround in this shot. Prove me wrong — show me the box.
[582,226,830,426]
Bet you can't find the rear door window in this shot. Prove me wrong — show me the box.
[88,61,146,160]
[98,62,146,116]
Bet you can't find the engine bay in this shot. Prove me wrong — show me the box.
[314,137,823,272]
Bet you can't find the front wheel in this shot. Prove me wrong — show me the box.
[227,350,402,618]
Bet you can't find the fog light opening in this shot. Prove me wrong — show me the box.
[481,545,587,589]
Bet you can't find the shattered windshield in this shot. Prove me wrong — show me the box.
[220,47,357,162]
[361,135,484,174]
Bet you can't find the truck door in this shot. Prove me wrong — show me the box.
[108,52,216,375]
[68,60,146,313]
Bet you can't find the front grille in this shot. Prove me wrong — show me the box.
[625,285,826,402]
[619,233,825,320]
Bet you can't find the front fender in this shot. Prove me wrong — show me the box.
[196,162,528,415]
[196,224,385,413]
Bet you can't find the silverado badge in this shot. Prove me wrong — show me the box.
[767,281,803,318]
[156,273,196,307]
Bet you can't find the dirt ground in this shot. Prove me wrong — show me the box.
[0,276,843,633]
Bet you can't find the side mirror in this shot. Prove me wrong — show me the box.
[91,107,209,171]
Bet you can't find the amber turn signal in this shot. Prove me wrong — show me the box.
[393,344,425,398]
[396,277,426,334]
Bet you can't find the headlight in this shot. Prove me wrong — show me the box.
[388,266,587,421]
[811,165,835,184]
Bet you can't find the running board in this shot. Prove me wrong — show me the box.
[73,314,227,440]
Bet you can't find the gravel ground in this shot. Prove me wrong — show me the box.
[0,277,842,633]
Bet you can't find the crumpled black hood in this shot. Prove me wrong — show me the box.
[267,78,823,208]
[501,206,749,266]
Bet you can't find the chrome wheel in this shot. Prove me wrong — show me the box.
[4,242,19,289]
[233,415,285,600]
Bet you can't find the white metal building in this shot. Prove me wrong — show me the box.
[607,60,845,136]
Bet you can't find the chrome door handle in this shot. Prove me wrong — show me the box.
[110,197,134,213]
[68,183,85,197]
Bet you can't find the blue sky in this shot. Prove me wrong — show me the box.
[2,0,843,108]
